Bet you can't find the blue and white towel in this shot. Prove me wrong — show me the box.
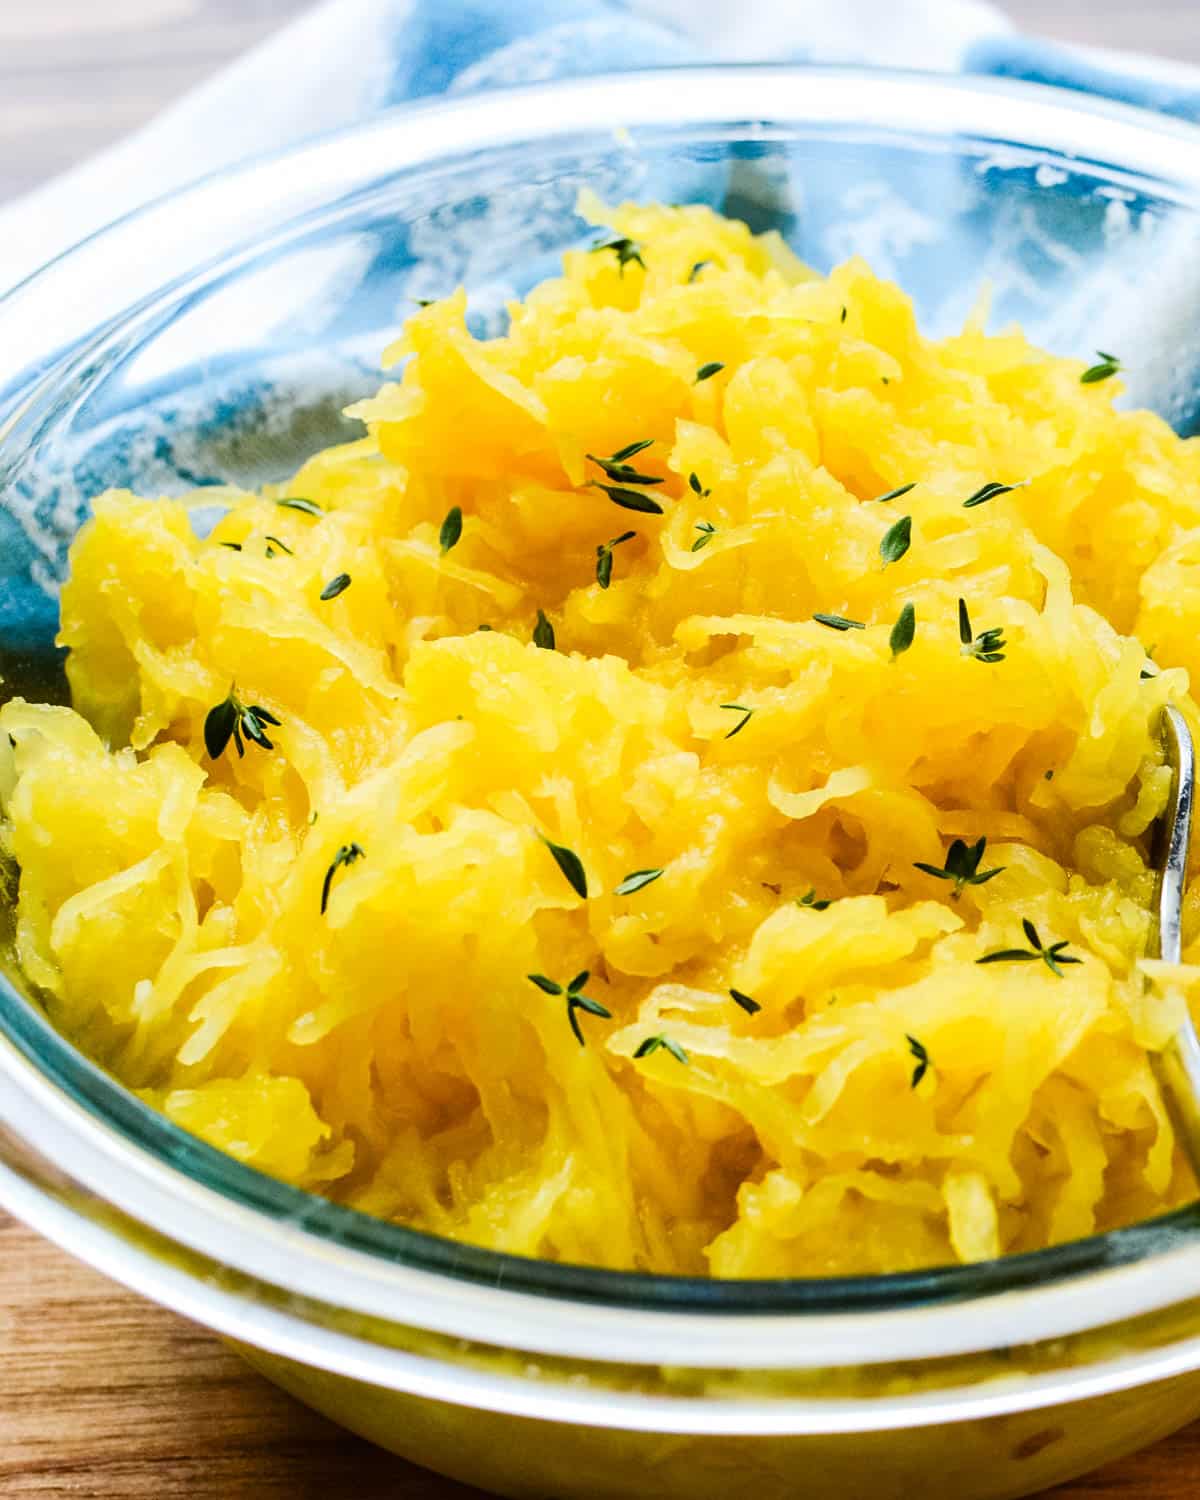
[1,0,1198,295]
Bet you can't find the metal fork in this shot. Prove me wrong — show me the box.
[1151,706,1200,1172]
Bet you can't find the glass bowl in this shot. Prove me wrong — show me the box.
[5,64,1200,1500]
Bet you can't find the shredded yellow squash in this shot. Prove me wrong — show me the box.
[5,196,1200,1275]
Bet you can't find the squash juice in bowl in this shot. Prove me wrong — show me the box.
[2,192,1198,1285]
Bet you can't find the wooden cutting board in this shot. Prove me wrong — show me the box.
[3,1209,1200,1498]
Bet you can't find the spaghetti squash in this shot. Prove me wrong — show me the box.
[3,196,1200,1275]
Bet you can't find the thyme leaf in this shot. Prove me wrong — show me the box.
[720,703,755,739]
[540,835,588,899]
[439,506,463,553]
[614,868,665,896]
[634,1034,689,1065]
[958,598,1007,664]
[963,481,1025,509]
[880,514,912,567]
[320,573,352,601]
[691,521,717,552]
[588,481,665,515]
[533,610,556,650]
[1081,350,1122,385]
[873,482,916,504]
[890,602,916,658]
[798,889,832,911]
[528,969,612,1045]
[730,988,761,1015]
[695,361,725,383]
[263,535,293,556]
[276,497,324,518]
[813,613,866,632]
[587,447,663,487]
[907,1034,930,1088]
[595,530,636,589]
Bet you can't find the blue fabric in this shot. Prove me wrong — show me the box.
[970,38,1200,122]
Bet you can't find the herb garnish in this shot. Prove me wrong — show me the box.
[540,835,588,899]
[263,535,293,556]
[798,889,832,911]
[963,481,1024,509]
[527,969,612,1046]
[320,573,351,601]
[880,515,912,567]
[204,688,281,761]
[689,472,712,498]
[276,497,324,518]
[890,602,916,658]
[587,443,662,487]
[977,918,1083,977]
[958,598,1007,664]
[914,837,1004,898]
[906,1034,930,1088]
[688,261,710,283]
[874,483,916,504]
[614,868,665,895]
[695,362,725,383]
[813,613,866,632]
[439,506,463,554]
[533,610,556,650]
[840,305,848,323]
[691,521,717,552]
[588,481,665,515]
[1081,350,1122,385]
[320,842,365,915]
[720,703,755,739]
[592,237,645,275]
[596,530,636,588]
[730,988,761,1015]
[219,542,242,551]
[634,1034,689,1065]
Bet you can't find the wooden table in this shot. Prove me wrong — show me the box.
[4,2,1200,1495]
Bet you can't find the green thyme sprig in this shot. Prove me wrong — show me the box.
[977,919,1083,977]
[614,868,664,895]
[533,610,556,650]
[204,687,281,761]
[689,472,712,499]
[1081,350,1121,385]
[527,969,612,1046]
[634,1034,689,1065]
[913,837,1004,898]
[958,598,1007,663]
[695,361,725,383]
[890,602,916,658]
[263,535,293,556]
[688,261,710,283]
[276,497,323,518]
[587,442,662,487]
[439,506,463,554]
[321,842,364,914]
[798,889,832,911]
[592,237,645,275]
[720,703,754,739]
[596,530,637,588]
[906,1034,930,1088]
[540,835,588,899]
[691,521,717,552]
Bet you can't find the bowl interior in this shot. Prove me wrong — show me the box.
[5,67,1200,1320]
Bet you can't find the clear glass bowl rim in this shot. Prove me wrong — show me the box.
[5,64,1200,1372]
